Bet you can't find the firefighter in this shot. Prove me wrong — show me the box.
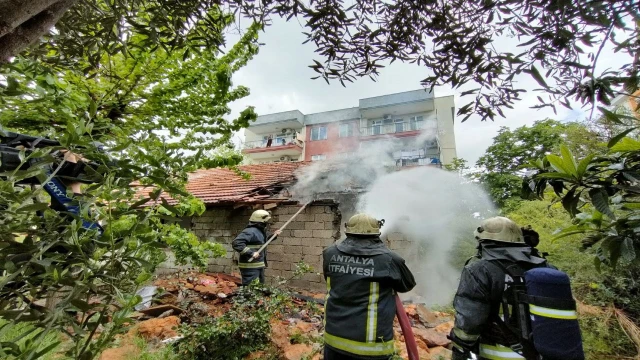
[449,217,553,360]
[323,213,416,360]
[232,209,281,286]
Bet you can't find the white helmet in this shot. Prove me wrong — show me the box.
[249,210,272,223]
[474,217,524,243]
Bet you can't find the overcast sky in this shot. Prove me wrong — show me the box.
[226,17,630,165]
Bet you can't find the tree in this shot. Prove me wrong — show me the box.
[477,119,602,205]
[2,1,640,123]
[0,3,260,359]
[525,110,640,270]
[444,157,469,173]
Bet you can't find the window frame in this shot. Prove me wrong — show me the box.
[310,126,328,141]
[311,154,326,161]
[339,123,354,138]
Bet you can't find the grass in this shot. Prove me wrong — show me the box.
[0,318,69,360]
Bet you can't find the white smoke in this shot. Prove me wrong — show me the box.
[358,167,495,305]
[290,132,495,305]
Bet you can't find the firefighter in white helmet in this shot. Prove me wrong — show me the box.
[322,214,416,359]
[232,210,281,286]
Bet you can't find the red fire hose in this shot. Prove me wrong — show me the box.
[395,295,419,360]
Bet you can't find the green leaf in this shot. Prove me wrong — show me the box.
[598,107,625,125]
[589,188,615,219]
[528,65,548,88]
[16,203,51,213]
[621,238,636,263]
[576,153,595,179]
[610,137,640,152]
[607,127,638,148]
[559,144,577,177]
[546,154,570,175]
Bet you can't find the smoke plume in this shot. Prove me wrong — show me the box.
[290,132,495,305]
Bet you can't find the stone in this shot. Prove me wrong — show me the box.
[136,316,180,341]
[293,230,313,238]
[98,344,139,360]
[270,320,290,350]
[293,321,316,334]
[416,304,439,326]
[305,222,325,230]
[302,246,323,255]
[283,237,303,246]
[429,346,453,360]
[283,344,314,360]
[312,230,333,238]
[433,320,454,334]
[413,328,451,348]
[314,213,335,222]
[288,246,303,254]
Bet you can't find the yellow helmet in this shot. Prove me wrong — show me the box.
[345,214,384,235]
[249,210,272,223]
[474,217,524,243]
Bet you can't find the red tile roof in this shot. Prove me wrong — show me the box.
[134,162,308,205]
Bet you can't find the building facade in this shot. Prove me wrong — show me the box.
[242,89,457,166]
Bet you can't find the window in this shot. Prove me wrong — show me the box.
[311,126,327,141]
[339,123,354,137]
[311,154,326,161]
[372,120,382,135]
[409,116,423,131]
[394,118,405,133]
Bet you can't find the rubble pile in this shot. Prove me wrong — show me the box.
[101,272,454,360]
[394,304,454,360]
[149,271,239,322]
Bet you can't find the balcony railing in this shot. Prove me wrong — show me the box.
[243,136,302,150]
[360,120,431,136]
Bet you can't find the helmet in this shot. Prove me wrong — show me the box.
[474,217,524,243]
[249,210,272,223]
[345,214,384,235]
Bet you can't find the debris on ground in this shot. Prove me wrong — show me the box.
[136,316,181,341]
[101,272,454,360]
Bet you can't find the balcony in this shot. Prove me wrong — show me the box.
[359,89,435,118]
[242,136,303,161]
[361,120,432,137]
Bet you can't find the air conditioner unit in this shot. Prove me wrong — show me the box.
[281,128,289,134]
[280,156,291,161]
[383,115,392,120]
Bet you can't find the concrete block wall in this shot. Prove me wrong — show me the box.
[157,203,341,292]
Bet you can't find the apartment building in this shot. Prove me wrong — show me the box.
[242,89,457,166]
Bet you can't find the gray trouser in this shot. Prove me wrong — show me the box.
[240,268,265,286]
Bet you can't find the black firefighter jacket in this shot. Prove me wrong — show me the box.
[450,242,552,358]
[322,235,416,359]
[231,223,276,269]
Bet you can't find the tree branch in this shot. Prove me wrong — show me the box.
[0,0,60,38]
[0,0,76,63]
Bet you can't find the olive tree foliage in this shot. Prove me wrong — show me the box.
[2,1,640,122]
[0,3,261,360]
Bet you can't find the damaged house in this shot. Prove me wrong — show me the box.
[137,161,416,293]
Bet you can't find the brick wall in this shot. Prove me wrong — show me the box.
[157,203,341,292]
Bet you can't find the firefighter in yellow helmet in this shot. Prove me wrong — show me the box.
[449,217,576,360]
[232,210,281,286]
[322,214,416,360]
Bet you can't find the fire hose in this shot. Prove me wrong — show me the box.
[396,295,420,360]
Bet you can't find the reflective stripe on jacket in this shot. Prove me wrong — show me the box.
[450,242,551,360]
[322,236,416,359]
[231,223,275,269]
